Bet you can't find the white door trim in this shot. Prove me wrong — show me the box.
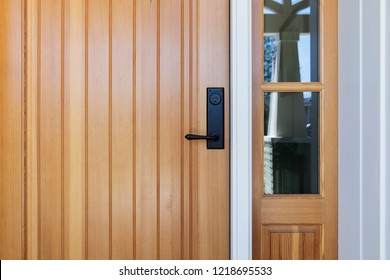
[339,0,390,260]
[230,0,253,260]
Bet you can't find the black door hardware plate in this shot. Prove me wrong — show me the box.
[207,88,224,149]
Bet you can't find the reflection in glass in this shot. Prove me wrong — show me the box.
[264,92,319,195]
[263,0,319,82]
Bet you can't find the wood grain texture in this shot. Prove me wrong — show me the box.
[260,199,325,224]
[260,83,323,93]
[19,0,229,260]
[39,0,63,260]
[262,225,322,260]
[87,0,110,260]
[322,0,338,260]
[159,0,182,260]
[196,0,230,259]
[182,0,191,259]
[26,0,39,260]
[252,0,338,260]
[111,0,134,260]
[135,0,158,260]
[64,0,86,260]
[188,0,199,259]
[252,0,262,260]
[0,0,24,260]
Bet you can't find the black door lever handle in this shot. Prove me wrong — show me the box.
[185,134,219,141]
[185,88,224,149]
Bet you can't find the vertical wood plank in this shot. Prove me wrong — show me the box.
[135,0,158,260]
[159,0,182,260]
[0,0,23,260]
[23,0,230,260]
[132,0,137,259]
[301,233,315,260]
[264,225,321,260]
[323,0,338,260]
[64,0,86,260]
[27,0,39,260]
[111,0,134,260]
[271,233,293,260]
[87,0,110,260]
[188,0,199,259]
[252,0,263,260]
[182,0,191,260]
[39,0,63,260]
[196,0,230,260]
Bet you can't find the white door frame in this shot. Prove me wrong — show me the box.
[339,0,390,260]
[230,0,252,260]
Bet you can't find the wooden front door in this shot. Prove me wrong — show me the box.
[0,0,229,260]
[252,0,338,259]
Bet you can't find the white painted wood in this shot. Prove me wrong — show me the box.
[385,0,390,260]
[339,0,389,260]
[338,0,362,260]
[379,0,387,260]
[361,0,382,260]
[230,0,252,260]
[384,0,390,260]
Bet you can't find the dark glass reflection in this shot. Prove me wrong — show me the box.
[264,92,319,195]
[264,0,319,82]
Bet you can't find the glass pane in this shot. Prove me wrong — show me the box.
[264,92,319,195]
[264,0,319,82]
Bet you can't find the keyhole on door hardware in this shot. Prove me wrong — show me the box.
[209,93,221,105]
